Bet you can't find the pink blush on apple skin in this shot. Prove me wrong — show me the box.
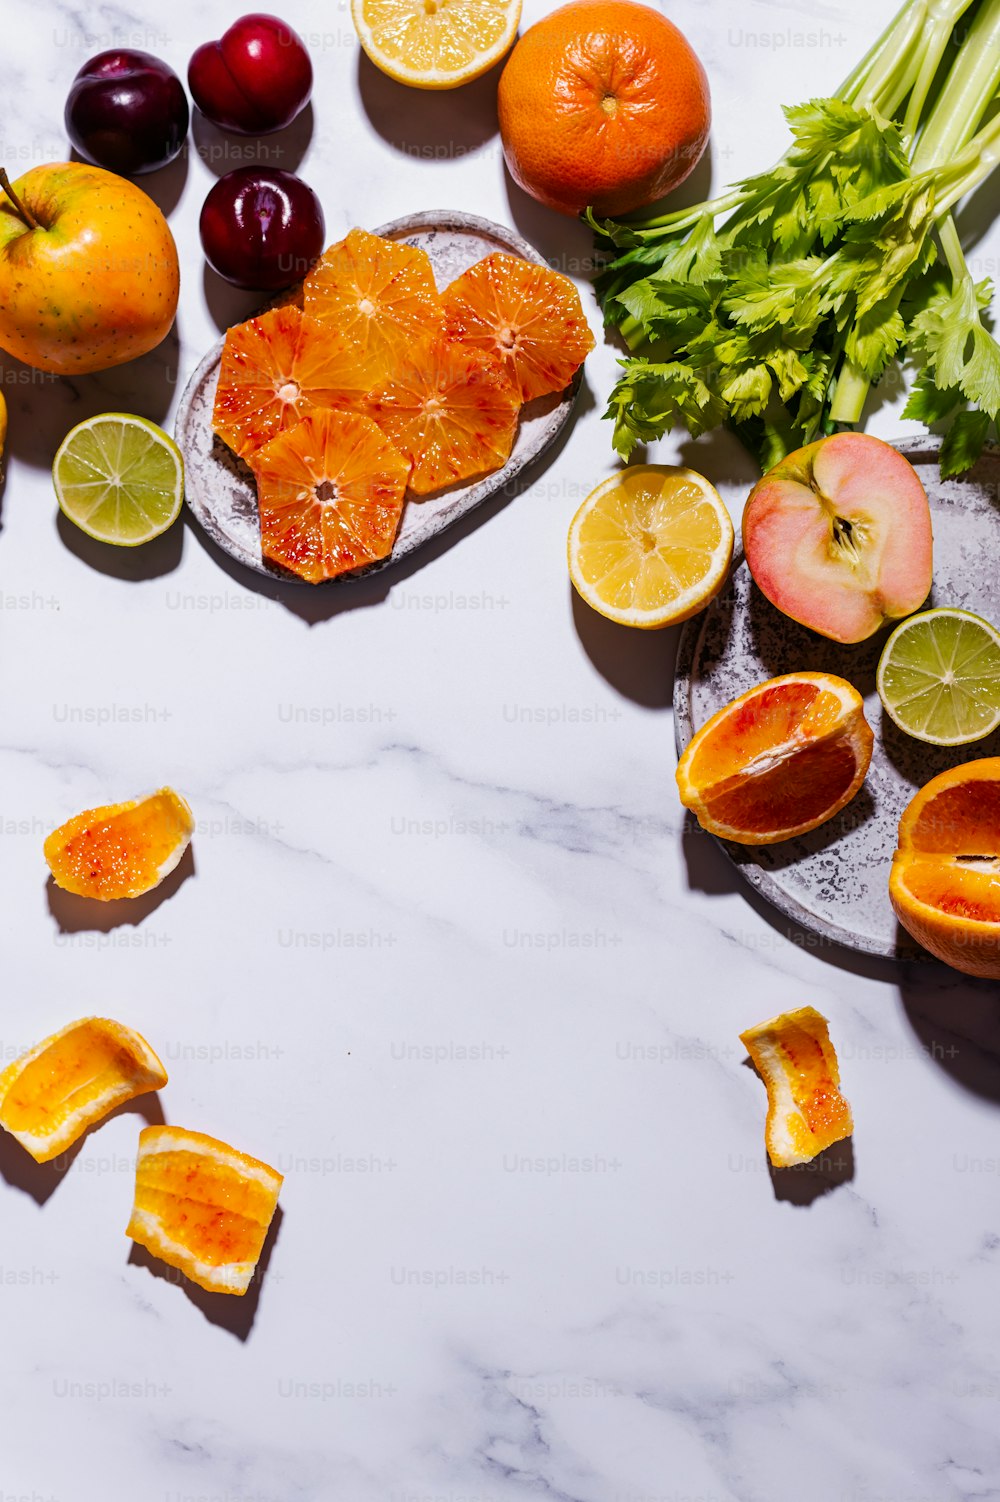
[743,433,933,645]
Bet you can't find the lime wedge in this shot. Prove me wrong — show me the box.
[53,413,184,546]
[877,607,1000,745]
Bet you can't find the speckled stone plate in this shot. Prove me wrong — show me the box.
[673,436,1000,960]
[175,210,583,583]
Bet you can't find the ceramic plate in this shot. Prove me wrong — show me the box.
[174,210,583,583]
[673,436,1000,960]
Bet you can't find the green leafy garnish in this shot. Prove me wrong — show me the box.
[590,0,1000,475]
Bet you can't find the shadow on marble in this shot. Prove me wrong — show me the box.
[1,347,178,476]
[127,1204,283,1340]
[45,846,196,935]
[0,1091,165,1206]
[899,971,1000,1102]
[358,53,500,159]
[570,589,678,708]
[68,144,189,218]
[56,508,183,580]
[676,429,762,492]
[201,262,263,335]
[191,102,315,180]
[182,383,591,623]
[769,1137,855,1205]
[681,823,904,985]
[504,169,601,276]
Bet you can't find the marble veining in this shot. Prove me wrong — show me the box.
[1,0,999,1498]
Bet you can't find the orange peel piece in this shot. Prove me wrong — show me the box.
[44,787,194,901]
[127,1125,283,1296]
[0,1017,167,1164]
[739,1006,853,1168]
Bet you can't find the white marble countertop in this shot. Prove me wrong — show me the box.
[2,1,999,1498]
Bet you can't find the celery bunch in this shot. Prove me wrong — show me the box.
[591,0,1000,476]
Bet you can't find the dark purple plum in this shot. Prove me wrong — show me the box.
[189,15,312,135]
[65,50,189,176]
[199,168,325,290]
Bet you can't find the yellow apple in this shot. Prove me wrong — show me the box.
[0,162,179,375]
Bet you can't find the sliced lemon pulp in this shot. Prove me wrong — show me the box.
[568,465,734,629]
[351,0,522,88]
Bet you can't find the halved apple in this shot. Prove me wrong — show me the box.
[742,433,933,644]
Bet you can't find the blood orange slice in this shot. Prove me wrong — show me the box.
[250,408,411,582]
[366,334,519,495]
[443,252,595,401]
[303,228,443,386]
[675,672,873,845]
[213,305,368,461]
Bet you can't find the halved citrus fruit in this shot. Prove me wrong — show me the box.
[676,672,873,845]
[568,465,734,629]
[351,0,521,88]
[740,1007,853,1169]
[213,306,369,461]
[303,229,443,386]
[251,408,411,582]
[53,414,184,547]
[443,252,595,402]
[890,759,1000,978]
[0,1018,167,1164]
[877,607,1000,746]
[366,334,519,495]
[127,1125,283,1296]
[45,787,194,901]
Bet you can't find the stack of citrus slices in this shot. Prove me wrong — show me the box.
[212,228,595,583]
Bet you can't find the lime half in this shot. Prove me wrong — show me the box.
[53,414,184,546]
[877,607,1000,745]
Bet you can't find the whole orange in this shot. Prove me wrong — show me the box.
[497,0,710,218]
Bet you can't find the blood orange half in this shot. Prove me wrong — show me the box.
[890,759,1000,977]
[676,672,873,845]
